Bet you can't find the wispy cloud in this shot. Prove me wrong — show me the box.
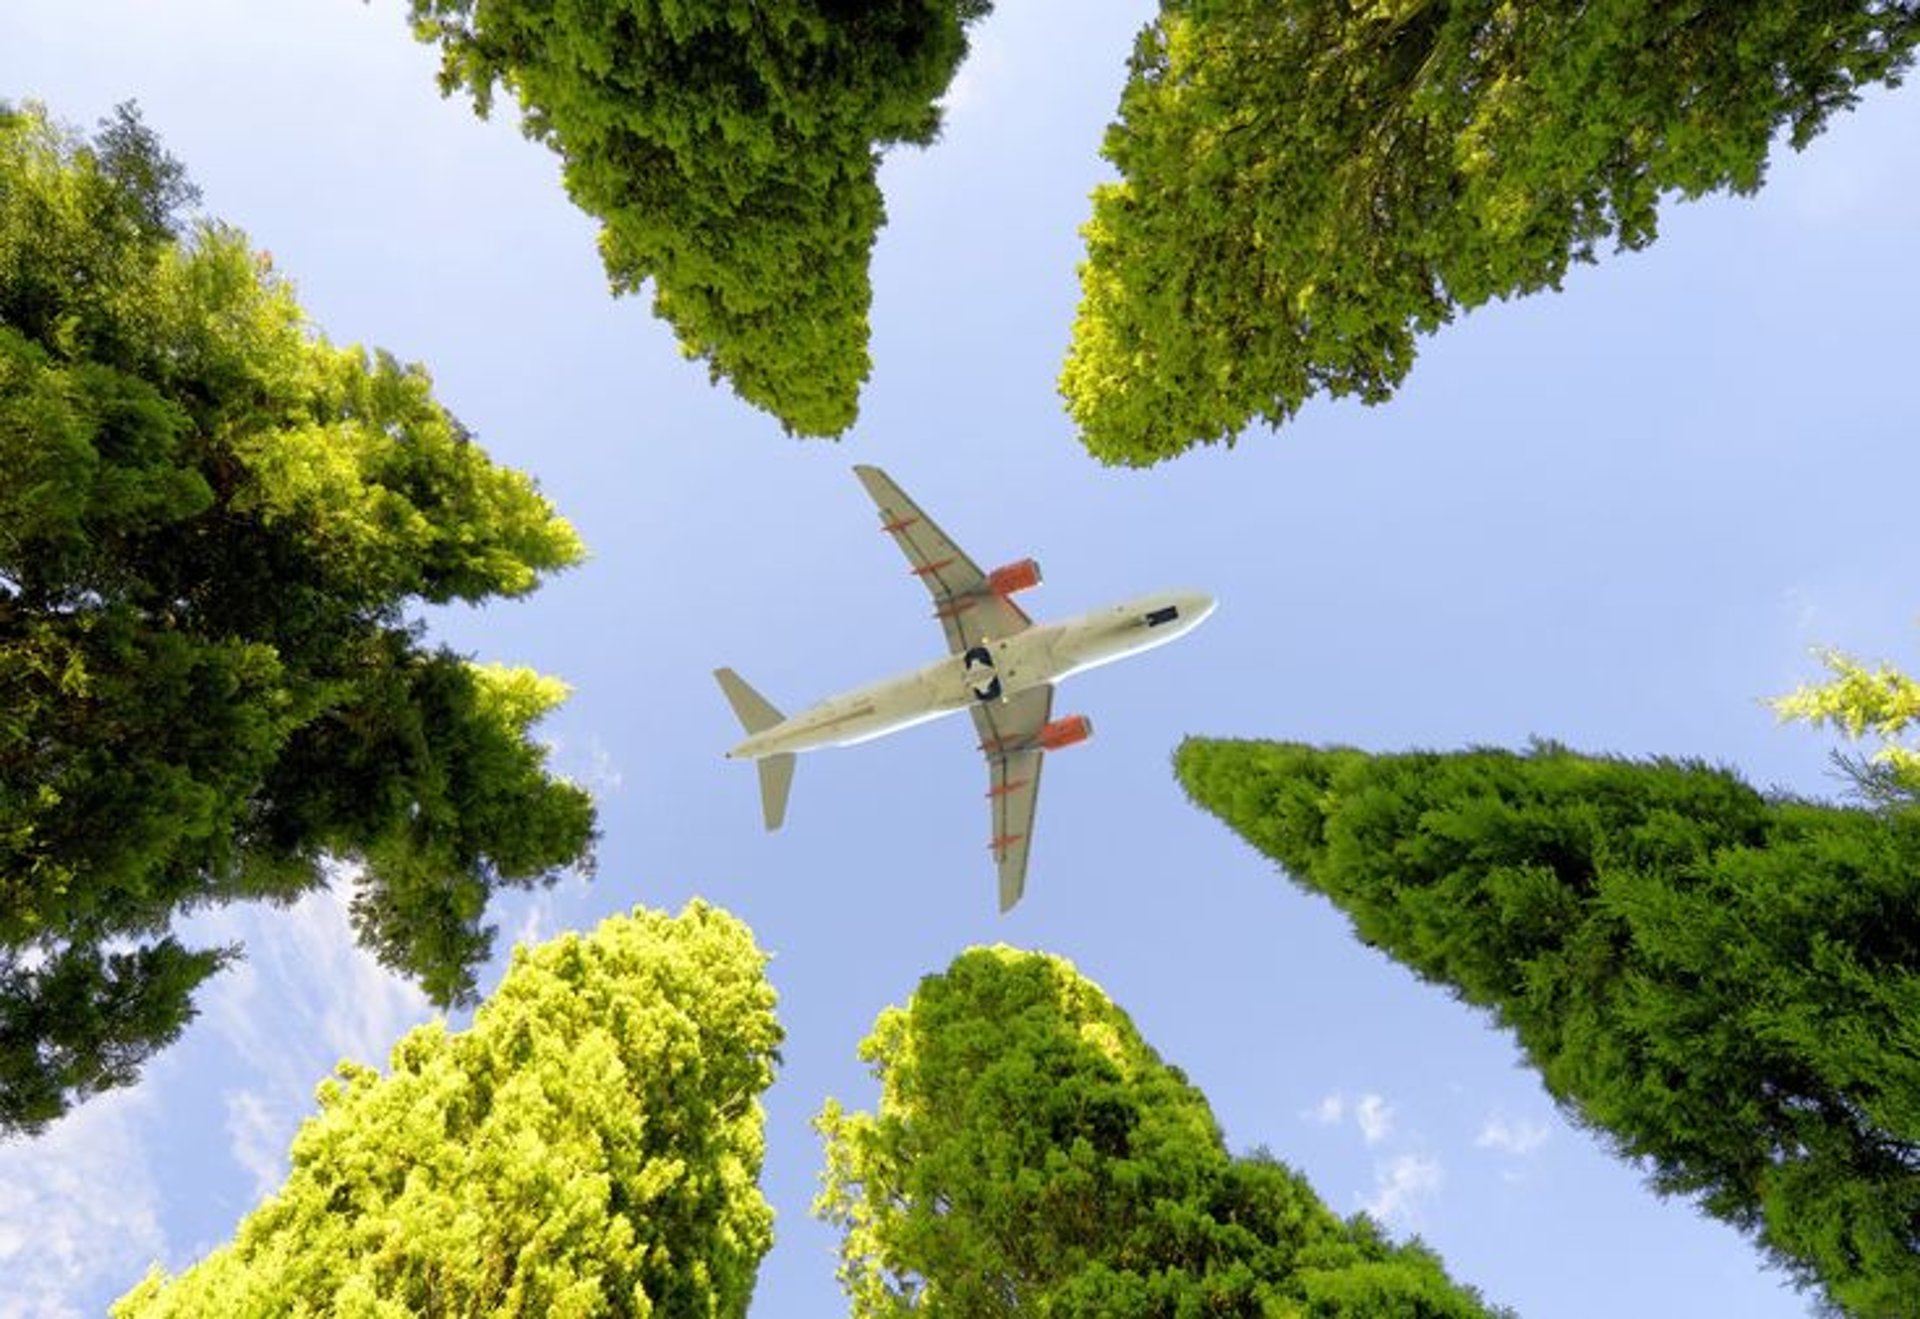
[1476,1112,1551,1158]
[224,1089,291,1201]
[1301,1089,1394,1145]
[1361,1153,1444,1228]
[1304,1092,1345,1125]
[1303,1092,1437,1229]
[1781,585,1823,639]
[190,877,432,1199]
[0,877,428,1312]
[510,890,558,954]
[544,732,624,798]
[1354,1093,1394,1146]
[0,1088,166,1319]
[939,19,1008,120]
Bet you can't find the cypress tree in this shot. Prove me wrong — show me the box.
[1178,737,1920,1317]
[408,0,993,437]
[1,101,592,1133]
[817,944,1509,1317]
[114,902,781,1317]
[1064,0,1920,464]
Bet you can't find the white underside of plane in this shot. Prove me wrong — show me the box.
[716,465,1214,912]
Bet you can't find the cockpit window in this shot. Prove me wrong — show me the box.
[1143,605,1180,627]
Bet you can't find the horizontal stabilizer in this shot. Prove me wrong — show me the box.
[714,667,784,735]
[757,753,796,831]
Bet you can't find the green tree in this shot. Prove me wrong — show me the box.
[408,0,992,437]
[1178,737,1920,1317]
[1064,1,1920,465]
[114,901,782,1317]
[817,945,1507,1317]
[1777,641,1920,804]
[0,102,593,1135]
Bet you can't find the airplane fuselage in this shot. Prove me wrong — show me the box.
[725,590,1215,761]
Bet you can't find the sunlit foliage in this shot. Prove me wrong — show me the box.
[1065,0,1920,464]
[1777,643,1920,803]
[0,102,592,1135]
[114,902,781,1317]
[817,945,1508,1317]
[408,0,992,437]
[1179,737,1920,1317]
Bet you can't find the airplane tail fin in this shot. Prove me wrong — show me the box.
[714,667,784,736]
[714,668,794,830]
[756,753,796,832]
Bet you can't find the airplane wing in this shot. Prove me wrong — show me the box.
[972,684,1052,912]
[852,464,1032,655]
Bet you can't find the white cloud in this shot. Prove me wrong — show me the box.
[0,1088,166,1319]
[1301,1090,1394,1145]
[1781,585,1822,638]
[1304,1092,1345,1125]
[510,891,559,954]
[1361,1153,1444,1229]
[0,877,432,1311]
[939,21,1008,120]
[544,733,624,798]
[1476,1113,1551,1158]
[189,878,433,1198]
[224,1088,292,1202]
[198,874,431,1065]
[1354,1093,1394,1146]
[584,742,624,794]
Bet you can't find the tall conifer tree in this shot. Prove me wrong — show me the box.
[1178,737,1920,1317]
[114,902,781,1318]
[1064,0,1920,464]
[818,945,1508,1317]
[408,0,992,436]
[0,102,592,1134]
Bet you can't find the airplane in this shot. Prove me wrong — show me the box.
[715,465,1215,913]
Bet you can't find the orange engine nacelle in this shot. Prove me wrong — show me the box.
[1036,714,1093,751]
[987,557,1043,596]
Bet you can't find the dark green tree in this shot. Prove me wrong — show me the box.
[0,102,593,1135]
[408,0,992,437]
[115,901,782,1317]
[1064,0,1920,464]
[817,945,1508,1317]
[1178,737,1920,1317]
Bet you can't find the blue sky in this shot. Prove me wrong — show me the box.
[3,3,1919,1315]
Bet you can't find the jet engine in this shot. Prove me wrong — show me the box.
[1036,714,1093,750]
[987,558,1042,596]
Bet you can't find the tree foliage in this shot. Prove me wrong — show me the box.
[817,944,1507,1317]
[1777,642,1920,804]
[408,0,992,437]
[114,901,782,1318]
[1178,737,1920,1317]
[0,101,593,1135]
[1064,0,1920,464]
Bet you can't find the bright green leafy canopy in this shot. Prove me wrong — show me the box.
[817,944,1508,1317]
[114,901,782,1318]
[0,102,593,1136]
[1065,0,1920,464]
[1179,737,1920,1317]
[408,0,992,437]
[1777,641,1920,802]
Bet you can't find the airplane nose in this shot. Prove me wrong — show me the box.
[1183,591,1218,626]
